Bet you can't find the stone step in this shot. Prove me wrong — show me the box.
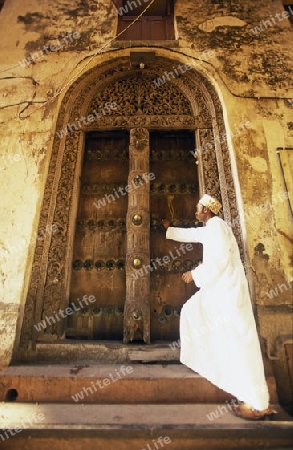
[24,340,181,364]
[0,364,278,405]
[0,402,292,450]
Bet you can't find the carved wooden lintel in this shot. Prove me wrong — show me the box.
[82,115,199,130]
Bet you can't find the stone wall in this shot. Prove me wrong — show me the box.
[0,0,292,404]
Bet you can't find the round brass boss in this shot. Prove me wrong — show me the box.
[133,258,143,269]
[132,214,143,226]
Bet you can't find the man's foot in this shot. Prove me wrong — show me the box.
[230,402,277,421]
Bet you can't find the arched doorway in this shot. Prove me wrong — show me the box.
[16,53,243,359]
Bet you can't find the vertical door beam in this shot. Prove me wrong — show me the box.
[124,128,151,344]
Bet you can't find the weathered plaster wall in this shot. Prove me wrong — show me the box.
[0,0,292,403]
[174,0,293,96]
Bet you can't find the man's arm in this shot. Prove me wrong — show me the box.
[162,219,205,286]
[166,226,205,244]
[162,218,205,243]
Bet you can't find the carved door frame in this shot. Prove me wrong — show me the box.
[16,54,243,357]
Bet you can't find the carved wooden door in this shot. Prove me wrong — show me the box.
[66,129,202,342]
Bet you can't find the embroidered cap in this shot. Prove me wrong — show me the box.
[199,194,222,215]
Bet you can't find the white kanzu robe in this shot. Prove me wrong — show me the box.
[166,217,269,410]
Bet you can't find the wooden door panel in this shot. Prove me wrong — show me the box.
[150,273,198,340]
[115,0,169,16]
[148,17,169,40]
[118,17,143,40]
[117,16,172,40]
[150,131,202,341]
[66,132,129,340]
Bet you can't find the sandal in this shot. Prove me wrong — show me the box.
[231,402,277,421]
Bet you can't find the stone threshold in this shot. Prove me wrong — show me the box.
[16,340,181,364]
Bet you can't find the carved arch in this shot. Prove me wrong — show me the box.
[17,54,243,352]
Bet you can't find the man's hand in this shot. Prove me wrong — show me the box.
[182,271,193,283]
[162,219,170,229]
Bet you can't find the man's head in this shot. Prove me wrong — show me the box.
[195,194,222,223]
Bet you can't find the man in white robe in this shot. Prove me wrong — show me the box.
[162,194,275,420]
